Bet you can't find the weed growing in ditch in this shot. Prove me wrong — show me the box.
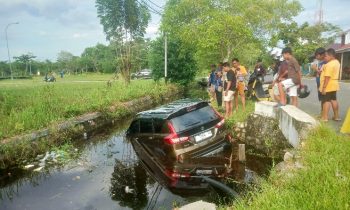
[50,142,81,164]
[224,100,255,129]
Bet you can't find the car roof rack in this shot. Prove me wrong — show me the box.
[137,98,208,119]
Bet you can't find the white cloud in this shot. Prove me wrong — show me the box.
[0,0,349,61]
[73,33,88,39]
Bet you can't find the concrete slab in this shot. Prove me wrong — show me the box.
[255,101,278,118]
[278,105,318,148]
[179,200,216,210]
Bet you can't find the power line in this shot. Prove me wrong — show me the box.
[145,0,164,10]
[138,0,163,15]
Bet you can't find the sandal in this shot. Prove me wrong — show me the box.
[320,119,328,122]
[332,118,342,121]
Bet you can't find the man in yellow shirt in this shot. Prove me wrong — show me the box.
[232,58,247,111]
[319,48,340,122]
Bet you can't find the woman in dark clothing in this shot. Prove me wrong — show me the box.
[215,71,223,107]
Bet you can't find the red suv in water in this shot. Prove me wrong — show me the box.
[126,99,231,191]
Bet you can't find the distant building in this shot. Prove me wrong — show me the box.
[329,29,350,80]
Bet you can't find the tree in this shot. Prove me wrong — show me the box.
[161,0,302,69]
[275,22,341,63]
[96,0,151,83]
[57,51,76,73]
[149,37,197,85]
[13,53,36,75]
[0,61,9,77]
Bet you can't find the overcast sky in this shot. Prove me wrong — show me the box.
[0,0,349,61]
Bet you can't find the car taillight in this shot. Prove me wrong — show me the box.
[164,122,190,144]
[166,169,190,179]
[215,118,225,128]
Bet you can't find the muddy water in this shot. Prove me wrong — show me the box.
[0,122,273,210]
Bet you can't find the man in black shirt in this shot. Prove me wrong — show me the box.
[223,62,236,118]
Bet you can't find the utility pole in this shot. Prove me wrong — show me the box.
[315,0,324,25]
[5,22,19,80]
[164,34,168,84]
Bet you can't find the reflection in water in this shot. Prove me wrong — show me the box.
[0,121,274,210]
[110,160,148,210]
[0,168,52,201]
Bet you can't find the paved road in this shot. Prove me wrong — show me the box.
[299,78,349,130]
[264,74,349,130]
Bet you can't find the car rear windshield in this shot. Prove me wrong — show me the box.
[170,105,218,132]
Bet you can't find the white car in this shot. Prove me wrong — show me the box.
[131,69,152,79]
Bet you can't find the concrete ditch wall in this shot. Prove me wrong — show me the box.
[233,101,318,157]
[0,90,182,168]
[1,91,182,145]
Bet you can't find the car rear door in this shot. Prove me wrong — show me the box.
[169,105,224,153]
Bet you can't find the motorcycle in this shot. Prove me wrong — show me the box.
[246,72,310,102]
[246,72,272,101]
[43,75,56,82]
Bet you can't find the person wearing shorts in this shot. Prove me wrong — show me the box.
[278,47,302,106]
[232,58,247,111]
[272,60,288,102]
[223,62,236,118]
[311,48,326,115]
[319,48,340,122]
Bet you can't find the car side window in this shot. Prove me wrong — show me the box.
[128,120,140,134]
[140,119,153,133]
[153,119,166,134]
[161,122,170,134]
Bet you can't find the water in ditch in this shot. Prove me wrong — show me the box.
[0,120,273,210]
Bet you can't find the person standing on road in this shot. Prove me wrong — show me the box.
[277,47,302,107]
[311,47,327,115]
[232,58,248,111]
[223,62,236,118]
[319,48,341,122]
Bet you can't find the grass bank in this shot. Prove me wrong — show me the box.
[0,75,178,139]
[186,78,255,125]
[229,125,350,209]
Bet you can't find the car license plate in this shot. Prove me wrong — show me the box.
[195,131,212,142]
[196,169,213,175]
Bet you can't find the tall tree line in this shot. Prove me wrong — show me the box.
[0,40,151,78]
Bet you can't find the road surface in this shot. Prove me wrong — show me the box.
[299,78,349,130]
[264,74,349,131]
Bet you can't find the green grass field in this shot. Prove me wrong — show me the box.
[0,74,178,139]
[230,125,350,210]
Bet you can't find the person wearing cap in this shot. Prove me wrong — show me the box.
[232,58,247,111]
[311,47,327,115]
[277,47,302,106]
[319,48,340,122]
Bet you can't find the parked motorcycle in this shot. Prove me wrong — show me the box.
[43,75,56,82]
[246,72,271,101]
[246,72,310,101]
